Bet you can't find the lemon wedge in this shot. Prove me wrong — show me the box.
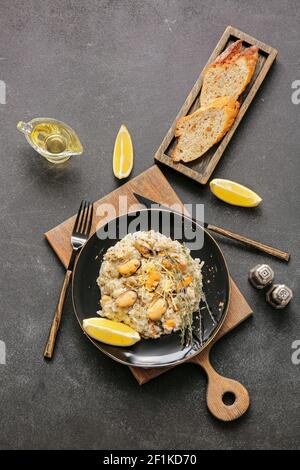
[210,178,262,207]
[83,317,140,347]
[113,124,134,179]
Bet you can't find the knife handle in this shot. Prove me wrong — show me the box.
[43,269,72,359]
[207,224,290,262]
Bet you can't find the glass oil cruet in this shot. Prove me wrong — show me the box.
[17,117,83,164]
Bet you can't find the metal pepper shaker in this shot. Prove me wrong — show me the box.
[266,284,293,309]
[248,264,275,289]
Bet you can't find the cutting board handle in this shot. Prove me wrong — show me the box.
[190,348,250,421]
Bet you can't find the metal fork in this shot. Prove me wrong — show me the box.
[44,200,94,359]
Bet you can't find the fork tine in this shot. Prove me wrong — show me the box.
[78,201,88,233]
[85,202,94,236]
[73,200,94,237]
[82,202,92,235]
[73,200,84,234]
[80,201,89,234]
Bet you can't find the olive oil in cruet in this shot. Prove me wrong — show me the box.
[17,118,83,164]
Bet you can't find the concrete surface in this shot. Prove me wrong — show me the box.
[0,0,299,450]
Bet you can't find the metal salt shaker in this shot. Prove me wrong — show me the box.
[266,284,293,309]
[248,264,275,289]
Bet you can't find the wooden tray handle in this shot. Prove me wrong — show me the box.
[189,349,250,421]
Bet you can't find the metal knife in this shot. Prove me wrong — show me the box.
[133,192,290,262]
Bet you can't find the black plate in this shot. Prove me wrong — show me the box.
[72,209,230,368]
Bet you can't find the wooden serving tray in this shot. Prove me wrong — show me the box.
[45,165,253,421]
[154,26,278,184]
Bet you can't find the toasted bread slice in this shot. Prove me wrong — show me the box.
[172,97,240,163]
[200,40,258,106]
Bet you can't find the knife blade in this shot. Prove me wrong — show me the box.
[133,192,207,227]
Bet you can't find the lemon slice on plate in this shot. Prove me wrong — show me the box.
[210,178,262,207]
[83,317,140,347]
[113,124,134,179]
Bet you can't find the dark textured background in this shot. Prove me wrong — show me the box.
[0,0,299,450]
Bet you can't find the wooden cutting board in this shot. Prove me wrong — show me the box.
[45,165,253,421]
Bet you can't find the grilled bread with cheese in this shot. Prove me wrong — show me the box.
[172,96,240,163]
[200,40,258,106]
